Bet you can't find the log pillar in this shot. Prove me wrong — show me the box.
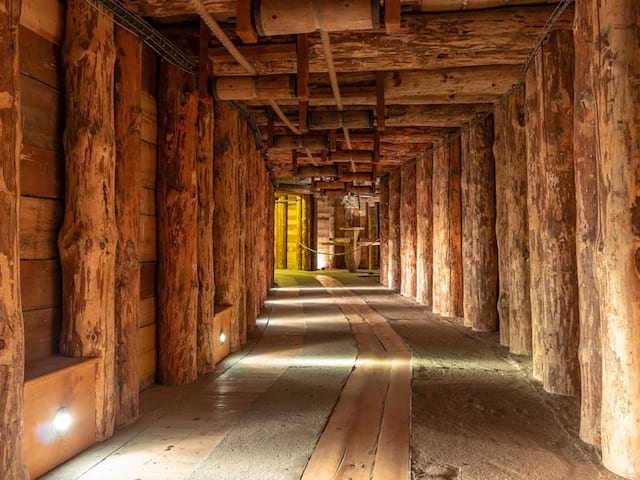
[493,101,511,346]
[416,151,433,307]
[379,177,389,286]
[537,30,580,396]
[300,195,312,270]
[506,88,532,354]
[573,0,601,448]
[592,0,640,476]
[461,115,498,331]
[387,169,401,290]
[157,62,198,385]
[275,195,288,268]
[432,139,463,317]
[400,160,417,298]
[495,88,532,354]
[60,0,117,439]
[196,95,215,375]
[0,0,26,474]
[114,27,141,425]
[213,103,245,352]
[526,52,545,382]
[367,202,378,271]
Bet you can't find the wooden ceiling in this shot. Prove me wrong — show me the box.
[124,0,572,191]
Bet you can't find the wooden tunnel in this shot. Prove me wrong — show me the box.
[1,0,639,478]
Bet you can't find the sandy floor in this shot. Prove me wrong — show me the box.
[44,270,620,480]
[332,271,620,480]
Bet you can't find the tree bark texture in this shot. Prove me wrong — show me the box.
[157,62,198,386]
[495,88,532,354]
[379,176,389,286]
[592,0,640,476]
[493,101,511,345]
[387,169,401,291]
[573,0,601,448]
[461,115,498,332]
[197,95,215,375]
[237,121,247,346]
[213,102,245,352]
[505,88,532,355]
[0,0,26,474]
[60,0,117,440]
[537,30,580,397]
[416,151,433,307]
[400,160,417,298]
[114,26,141,426]
[525,52,545,382]
[432,139,464,317]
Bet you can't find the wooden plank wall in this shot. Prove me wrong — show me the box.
[19,2,65,369]
[138,47,159,390]
[18,0,160,389]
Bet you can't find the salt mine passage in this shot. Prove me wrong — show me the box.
[1,0,638,478]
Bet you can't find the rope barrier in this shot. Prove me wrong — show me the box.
[297,240,381,256]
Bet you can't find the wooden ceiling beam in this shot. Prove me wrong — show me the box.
[236,0,258,43]
[269,100,301,135]
[252,105,488,127]
[208,7,573,76]
[215,66,520,104]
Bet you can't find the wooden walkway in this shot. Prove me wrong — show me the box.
[43,272,411,480]
[302,275,412,480]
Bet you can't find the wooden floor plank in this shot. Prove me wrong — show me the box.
[302,274,411,480]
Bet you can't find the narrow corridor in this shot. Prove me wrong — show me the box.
[44,272,617,480]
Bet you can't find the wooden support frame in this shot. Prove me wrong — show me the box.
[297,34,309,132]
[236,0,258,43]
[270,100,301,135]
[0,0,26,473]
[157,62,199,386]
[114,26,142,427]
[198,20,211,95]
[385,0,401,34]
[267,107,275,147]
[376,71,386,131]
[60,0,117,441]
[329,129,338,152]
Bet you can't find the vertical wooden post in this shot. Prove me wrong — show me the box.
[400,159,417,298]
[493,101,511,345]
[593,0,640,476]
[379,177,389,287]
[367,202,378,271]
[300,195,312,270]
[432,140,463,317]
[573,0,601,448]
[526,51,545,382]
[416,151,433,307]
[196,95,215,375]
[244,142,257,333]
[0,0,26,473]
[538,30,580,396]
[462,115,498,331]
[213,104,246,352]
[505,88,532,354]
[60,0,117,440]
[275,195,288,268]
[157,62,198,385]
[495,88,532,353]
[387,169,402,291]
[237,123,248,346]
[114,27,141,425]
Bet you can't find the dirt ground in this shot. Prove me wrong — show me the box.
[332,271,621,480]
